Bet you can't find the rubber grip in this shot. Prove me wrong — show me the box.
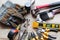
[39,12,49,21]
[36,4,49,9]
[36,1,60,9]
[48,38,52,40]
[48,35,56,39]
[50,1,60,8]
[50,29,58,32]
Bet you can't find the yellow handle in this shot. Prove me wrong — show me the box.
[32,21,39,29]
[16,24,21,30]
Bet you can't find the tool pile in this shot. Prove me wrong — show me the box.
[0,0,60,40]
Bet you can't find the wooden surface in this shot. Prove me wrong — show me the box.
[0,0,60,40]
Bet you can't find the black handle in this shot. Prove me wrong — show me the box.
[49,1,60,8]
[48,38,52,40]
[50,29,58,32]
[48,35,56,39]
[49,6,60,11]
[48,35,56,40]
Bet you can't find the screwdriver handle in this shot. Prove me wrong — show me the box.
[36,1,60,9]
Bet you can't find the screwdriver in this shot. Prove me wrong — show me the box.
[36,28,56,40]
[36,1,60,9]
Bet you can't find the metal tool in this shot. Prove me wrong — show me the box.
[36,6,60,22]
[36,28,56,40]
[28,32,39,40]
[0,1,26,27]
[18,19,29,40]
[31,1,60,18]
[0,7,25,27]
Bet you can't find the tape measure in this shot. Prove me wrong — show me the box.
[32,21,60,29]
[8,24,21,40]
